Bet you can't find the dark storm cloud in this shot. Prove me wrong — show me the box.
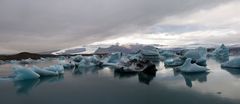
[0,0,233,53]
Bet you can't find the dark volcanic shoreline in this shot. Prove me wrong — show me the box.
[0,52,108,61]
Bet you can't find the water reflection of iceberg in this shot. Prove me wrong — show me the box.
[14,75,64,95]
[138,72,156,85]
[72,67,102,75]
[114,70,156,85]
[181,72,209,88]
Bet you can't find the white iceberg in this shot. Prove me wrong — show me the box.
[221,57,240,68]
[12,65,40,81]
[176,58,208,73]
[183,47,207,66]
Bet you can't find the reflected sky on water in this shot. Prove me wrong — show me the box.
[1,57,240,104]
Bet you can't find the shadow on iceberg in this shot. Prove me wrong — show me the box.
[181,72,209,88]
[13,75,64,95]
[222,67,240,78]
[221,57,240,69]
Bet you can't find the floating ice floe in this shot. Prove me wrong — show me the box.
[101,52,123,66]
[211,44,229,58]
[183,47,207,66]
[221,57,240,69]
[139,46,160,62]
[106,52,122,63]
[164,58,184,67]
[57,56,75,69]
[176,58,208,73]
[72,55,84,62]
[44,65,64,75]
[159,50,178,61]
[12,65,40,81]
[31,65,59,76]
[209,44,229,62]
[75,55,102,68]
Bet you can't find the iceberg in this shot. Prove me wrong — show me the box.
[164,58,184,67]
[44,65,64,75]
[159,50,178,61]
[76,58,95,67]
[221,57,240,69]
[211,44,229,58]
[210,44,229,62]
[176,58,208,73]
[107,52,122,63]
[183,47,207,66]
[32,66,59,76]
[12,65,40,81]
[72,55,84,62]
[139,46,160,62]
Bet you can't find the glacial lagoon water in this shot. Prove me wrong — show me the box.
[1,57,240,104]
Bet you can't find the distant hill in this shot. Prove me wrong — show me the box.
[0,52,56,61]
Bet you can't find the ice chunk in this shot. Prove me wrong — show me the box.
[76,58,96,67]
[221,57,240,68]
[176,58,208,73]
[32,66,59,76]
[107,52,122,63]
[72,55,84,62]
[44,65,64,75]
[12,65,40,81]
[183,47,207,66]
[159,50,178,61]
[210,44,229,62]
[164,58,184,67]
[128,53,142,61]
[212,44,229,57]
[140,47,160,62]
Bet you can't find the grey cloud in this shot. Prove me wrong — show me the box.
[0,0,233,53]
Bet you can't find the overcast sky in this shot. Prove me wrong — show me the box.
[0,0,239,53]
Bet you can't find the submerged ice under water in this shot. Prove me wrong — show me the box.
[1,56,240,104]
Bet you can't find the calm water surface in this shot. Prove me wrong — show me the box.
[1,57,240,104]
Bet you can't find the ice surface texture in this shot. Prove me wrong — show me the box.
[12,65,64,81]
[221,57,240,69]
[12,65,40,81]
[177,58,208,73]
[183,47,207,66]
